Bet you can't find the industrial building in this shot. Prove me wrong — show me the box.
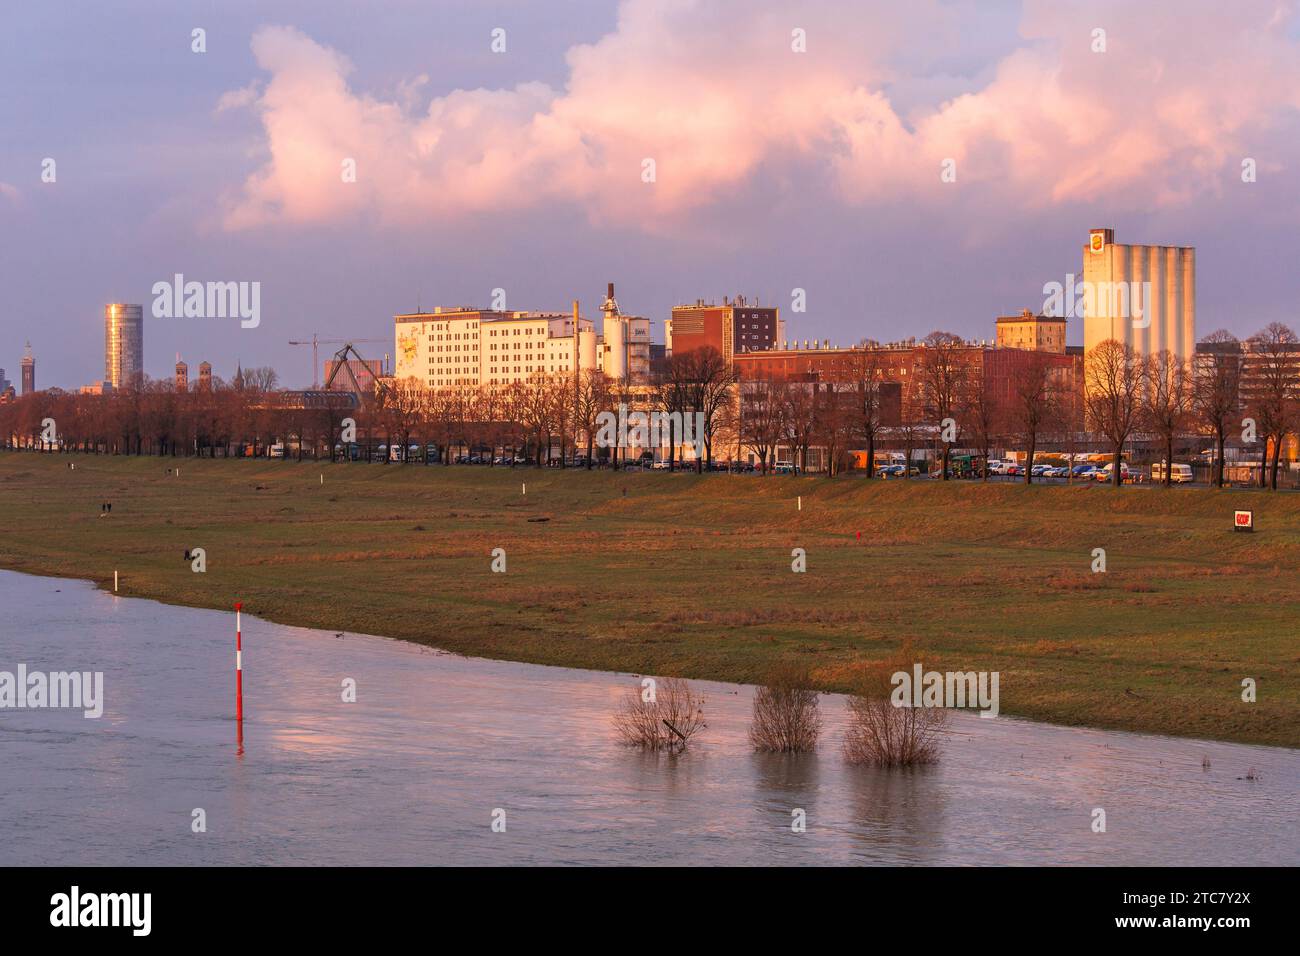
[393,283,651,388]
[1082,227,1195,361]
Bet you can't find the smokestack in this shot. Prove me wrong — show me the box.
[607,282,615,299]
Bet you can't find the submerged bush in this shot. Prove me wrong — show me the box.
[842,642,947,767]
[613,676,706,752]
[749,661,822,753]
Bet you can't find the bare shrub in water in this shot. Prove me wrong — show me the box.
[749,661,822,752]
[614,676,706,751]
[843,642,947,767]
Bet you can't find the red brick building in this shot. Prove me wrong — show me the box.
[733,341,1082,428]
[668,296,781,363]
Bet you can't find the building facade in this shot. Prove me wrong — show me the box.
[105,303,145,389]
[667,296,781,364]
[996,309,1066,353]
[734,337,1082,429]
[392,287,648,389]
[1082,228,1195,361]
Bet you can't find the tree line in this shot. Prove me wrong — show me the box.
[3,325,1296,488]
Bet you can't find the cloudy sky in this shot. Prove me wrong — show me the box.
[3,0,1299,389]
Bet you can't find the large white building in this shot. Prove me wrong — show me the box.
[393,285,650,388]
[1082,227,1196,361]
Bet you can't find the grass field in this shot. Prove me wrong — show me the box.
[1,452,1297,747]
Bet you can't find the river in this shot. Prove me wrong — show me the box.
[0,570,1294,865]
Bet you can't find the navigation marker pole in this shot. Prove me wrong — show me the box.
[235,601,244,753]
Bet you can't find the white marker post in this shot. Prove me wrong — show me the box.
[113,570,118,592]
[522,483,526,496]
[798,496,802,511]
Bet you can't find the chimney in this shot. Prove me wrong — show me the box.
[607,282,615,299]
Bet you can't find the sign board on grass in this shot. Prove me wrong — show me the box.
[1234,510,1253,532]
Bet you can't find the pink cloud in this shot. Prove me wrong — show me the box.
[219,0,1300,231]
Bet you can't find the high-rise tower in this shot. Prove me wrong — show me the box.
[105,303,145,388]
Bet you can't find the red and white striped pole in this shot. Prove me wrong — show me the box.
[235,601,244,724]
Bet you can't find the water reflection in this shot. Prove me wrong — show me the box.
[0,570,1295,866]
[844,765,947,865]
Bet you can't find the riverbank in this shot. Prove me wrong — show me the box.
[1,452,1296,746]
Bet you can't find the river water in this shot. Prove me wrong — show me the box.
[0,570,1294,866]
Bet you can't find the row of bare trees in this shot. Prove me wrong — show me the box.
[5,327,1295,485]
[0,348,742,470]
[730,323,1297,489]
[1084,325,1299,489]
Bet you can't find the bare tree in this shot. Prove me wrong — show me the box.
[961,373,1002,482]
[575,369,610,469]
[1193,330,1242,488]
[655,354,693,469]
[917,331,970,480]
[782,383,818,474]
[815,382,852,477]
[740,380,786,475]
[1009,352,1059,484]
[1085,339,1146,486]
[1143,351,1193,487]
[847,346,888,477]
[1245,322,1299,490]
[685,346,737,471]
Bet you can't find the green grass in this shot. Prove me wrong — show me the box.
[1,452,1297,747]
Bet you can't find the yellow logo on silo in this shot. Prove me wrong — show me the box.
[1089,231,1106,255]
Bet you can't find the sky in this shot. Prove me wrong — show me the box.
[2,0,1299,390]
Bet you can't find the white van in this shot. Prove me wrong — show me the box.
[1152,461,1193,484]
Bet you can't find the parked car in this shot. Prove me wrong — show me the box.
[652,460,671,470]
[1071,464,1097,478]
[1096,462,1131,482]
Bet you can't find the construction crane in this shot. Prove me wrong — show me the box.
[289,334,386,388]
[321,342,390,397]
